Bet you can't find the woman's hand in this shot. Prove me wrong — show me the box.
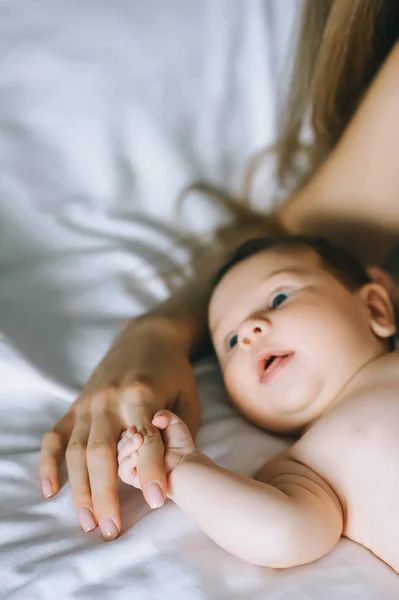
[39,318,201,541]
[117,410,200,495]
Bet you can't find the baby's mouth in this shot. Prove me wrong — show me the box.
[256,351,294,383]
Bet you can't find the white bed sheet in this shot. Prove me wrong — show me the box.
[1,1,399,598]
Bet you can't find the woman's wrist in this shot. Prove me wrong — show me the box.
[119,314,191,355]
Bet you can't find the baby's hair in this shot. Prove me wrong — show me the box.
[213,235,396,351]
[214,235,371,290]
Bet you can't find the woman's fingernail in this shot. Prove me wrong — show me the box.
[41,478,53,498]
[145,483,164,509]
[78,507,97,533]
[99,517,119,541]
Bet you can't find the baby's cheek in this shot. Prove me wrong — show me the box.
[225,374,255,414]
[224,359,252,396]
[225,374,277,429]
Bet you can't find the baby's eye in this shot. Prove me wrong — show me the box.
[270,292,289,310]
[228,334,238,349]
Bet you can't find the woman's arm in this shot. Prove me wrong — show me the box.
[160,38,399,361]
[41,40,399,539]
[280,41,399,265]
[150,28,399,359]
[143,268,213,361]
[137,214,285,360]
[39,217,277,538]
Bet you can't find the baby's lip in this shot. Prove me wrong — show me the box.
[256,350,294,383]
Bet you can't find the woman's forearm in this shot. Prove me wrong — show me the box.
[122,40,399,363]
[280,41,399,265]
[130,216,284,361]
[147,272,214,360]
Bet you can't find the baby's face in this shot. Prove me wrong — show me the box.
[209,248,387,433]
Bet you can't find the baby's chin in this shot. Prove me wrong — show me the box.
[232,401,308,435]
[228,384,324,434]
[257,415,309,435]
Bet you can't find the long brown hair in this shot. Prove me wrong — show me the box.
[176,0,399,277]
[276,0,399,191]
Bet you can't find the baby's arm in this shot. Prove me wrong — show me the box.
[118,411,343,568]
[169,451,343,568]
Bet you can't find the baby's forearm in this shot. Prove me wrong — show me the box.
[168,454,299,568]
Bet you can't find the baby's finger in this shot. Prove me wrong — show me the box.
[117,433,143,464]
[118,454,139,486]
[152,410,180,429]
[117,427,137,452]
[117,434,143,464]
[125,426,137,438]
[152,410,195,451]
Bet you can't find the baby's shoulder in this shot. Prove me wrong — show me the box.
[291,351,399,475]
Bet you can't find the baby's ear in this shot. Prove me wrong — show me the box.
[359,282,396,339]
[367,266,395,295]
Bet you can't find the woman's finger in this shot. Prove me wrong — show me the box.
[136,423,166,510]
[39,410,74,498]
[65,411,98,533]
[121,386,167,509]
[86,395,122,541]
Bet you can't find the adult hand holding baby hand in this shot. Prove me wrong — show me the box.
[118,410,201,494]
[39,317,200,541]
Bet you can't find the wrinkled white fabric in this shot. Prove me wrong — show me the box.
[1,1,399,598]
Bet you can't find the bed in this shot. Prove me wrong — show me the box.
[1,1,399,598]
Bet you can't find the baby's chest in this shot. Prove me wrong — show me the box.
[339,429,399,569]
[340,436,399,532]
[316,394,399,555]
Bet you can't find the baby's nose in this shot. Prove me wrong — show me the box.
[238,318,269,348]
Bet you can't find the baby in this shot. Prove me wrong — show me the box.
[117,235,399,571]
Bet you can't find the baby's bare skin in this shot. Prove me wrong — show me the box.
[120,244,398,570]
[118,349,399,571]
[256,349,399,571]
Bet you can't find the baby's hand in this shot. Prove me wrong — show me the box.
[117,410,199,505]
